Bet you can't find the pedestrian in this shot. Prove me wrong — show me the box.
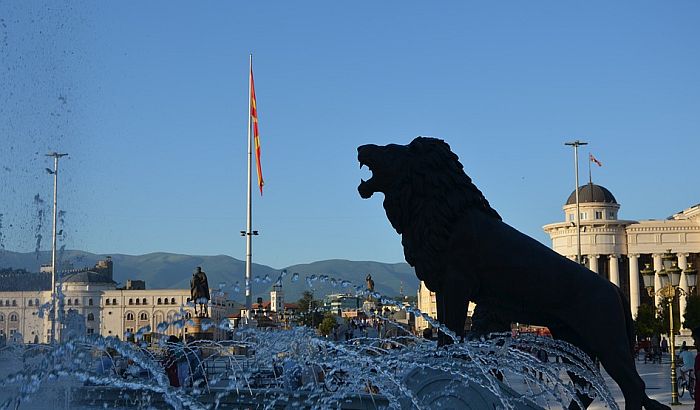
[692,327,700,410]
[163,335,181,387]
[536,348,548,381]
[661,337,668,354]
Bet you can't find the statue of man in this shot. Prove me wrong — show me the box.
[366,274,375,292]
[190,266,210,317]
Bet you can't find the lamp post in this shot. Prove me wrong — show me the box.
[640,250,698,405]
[46,152,68,344]
[564,140,588,264]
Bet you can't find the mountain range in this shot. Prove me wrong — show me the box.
[0,250,418,302]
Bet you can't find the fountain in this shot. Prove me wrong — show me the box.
[0,275,619,410]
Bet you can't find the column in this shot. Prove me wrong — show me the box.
[609,254,620,287]
[678,253,689,331]
[629,254,641,318]
[588,255,599,274]
[653,253,663,310]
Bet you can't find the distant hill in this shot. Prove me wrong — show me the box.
[0,250,417,302]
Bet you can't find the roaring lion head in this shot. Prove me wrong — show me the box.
[357,137,501,287]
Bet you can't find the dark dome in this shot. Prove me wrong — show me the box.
[566,183,617,205]
[62,270,114,284]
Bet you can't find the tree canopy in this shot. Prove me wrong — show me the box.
[634,303,662,338]
[683,294,700,331]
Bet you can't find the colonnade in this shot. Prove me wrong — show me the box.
[570,252,692,329]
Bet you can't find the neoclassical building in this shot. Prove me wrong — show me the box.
[544,183,700,323]
[415,281,476,334]
[0,257,237,343]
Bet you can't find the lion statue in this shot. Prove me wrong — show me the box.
[357,136,668,410]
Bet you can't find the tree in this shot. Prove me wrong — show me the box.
[634,303,663,338]
[297,291,314,313]
[318,313,338,337]
[296,291,323,327]
[683,294,700,331]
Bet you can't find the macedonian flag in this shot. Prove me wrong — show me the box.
[250,65,264,195]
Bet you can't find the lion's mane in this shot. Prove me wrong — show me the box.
[383,137,501,289]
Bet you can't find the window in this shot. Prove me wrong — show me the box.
[126,312,134,321]
[142,298,147,305]
[106,299,111,305]
[88,298,93,306]
[164,299,169,305]
[4,300,8,306]
[28,300,33,307]
[74,298,79,305]
[67,299,72,306]
[12,300,16,306]
[87,328,95,335]
[112,298,117,305]
[580,212,587,220]
[35,299,39,306]
[9,313,18,322]
[608,211,615,219]
[87,313,95,321]
[0,314,4,321]
[135,299,140,305]
[128,299,133,305]
[171,298,176,304]
[157,298,162,305]
[139,312,148,321]
[595,211,603,219]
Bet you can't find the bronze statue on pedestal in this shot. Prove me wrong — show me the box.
[357,136,669,410]
[190,266,210,318]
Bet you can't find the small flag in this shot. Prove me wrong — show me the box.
[250,65,264,195]
[589,153,602,167]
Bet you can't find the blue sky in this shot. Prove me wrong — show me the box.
[1,1,698,269]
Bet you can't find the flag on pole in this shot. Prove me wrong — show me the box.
[589,153,602,167]
[250,65,264,195]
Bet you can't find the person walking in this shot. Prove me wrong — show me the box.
[163,335,181,387]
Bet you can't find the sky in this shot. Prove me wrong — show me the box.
[0,1,698,270]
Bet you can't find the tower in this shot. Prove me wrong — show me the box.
[270,283,284,312]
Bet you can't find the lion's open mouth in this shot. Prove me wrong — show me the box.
[357,146,377,199]
[358,160,375,199]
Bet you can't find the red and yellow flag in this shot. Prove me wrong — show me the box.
[250,66,264,195]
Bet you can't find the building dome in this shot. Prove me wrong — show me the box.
[62,270,114,284]
[566,183,617,205]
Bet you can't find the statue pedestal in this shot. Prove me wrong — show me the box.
[185,316,214,341]
[362,300,379,312]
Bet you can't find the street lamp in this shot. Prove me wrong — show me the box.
[640,250,698,405]
[564,140,588,265]
[46,152,68,344]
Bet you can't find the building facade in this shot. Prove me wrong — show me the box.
[543,183,700,325]
[0,258,236,343]
[415,281,476,334]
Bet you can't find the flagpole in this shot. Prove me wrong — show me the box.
[245,54,253,316]
[588,153,592,185]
